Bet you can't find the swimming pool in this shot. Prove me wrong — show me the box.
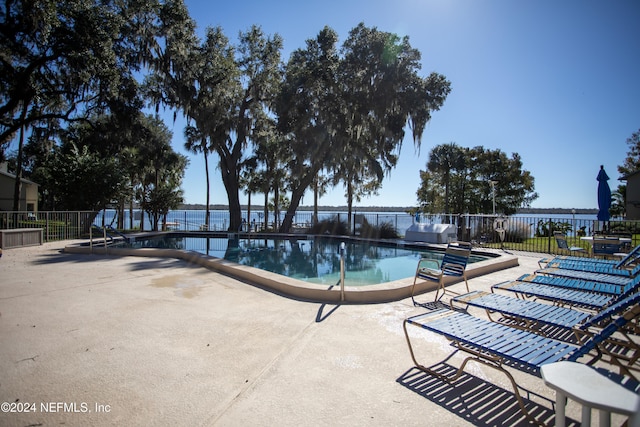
[66,231,518,303]
[123,234,491,286]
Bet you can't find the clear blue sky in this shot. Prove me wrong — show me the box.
[164,0,640,209]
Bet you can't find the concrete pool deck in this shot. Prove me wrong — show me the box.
[0,241,631,426]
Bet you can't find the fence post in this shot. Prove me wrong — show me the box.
[548,217,553,254]
[352,213,355,235]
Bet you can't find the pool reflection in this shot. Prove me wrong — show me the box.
[129,235,483,286]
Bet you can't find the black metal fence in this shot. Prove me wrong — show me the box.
[88,209,412,233]
[1,210,637,257]
[424,213,638,255]
[0,211,97,242]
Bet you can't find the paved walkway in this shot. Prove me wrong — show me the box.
[0,241,623,426]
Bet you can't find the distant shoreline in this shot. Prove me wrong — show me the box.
[178,203,598,215]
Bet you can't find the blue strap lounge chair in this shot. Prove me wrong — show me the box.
[452,290,591,330]
[539,258,640,277]
[492,279,614,311]
[518,273,635,295]
[580,291,640,331]
[403,303,640,425]
[411,241,472,303]
[537,244,640,273]
[615,244,640,269]
[537,254,617,269]
[451,289,640,336]
[535,267,635,287]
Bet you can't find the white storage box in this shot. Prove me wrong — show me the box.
[404,223,457,244]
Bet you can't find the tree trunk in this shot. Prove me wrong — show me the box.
[12,121,26,211]
[263,193,268,232]
[280,188,305,233]
[246,192,251,232]
[129,172,135,230]
[217,135,243,232]
[274,185,280,229]
[219,161,242,231]
[313,178,319,225]
[225,181,241,232]
[129,202,133,230]
[279,164,321,233]
[203,142,210,230]
[117,201,124,229]
[347,180,354,233]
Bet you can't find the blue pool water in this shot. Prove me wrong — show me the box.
[128,234,489,286]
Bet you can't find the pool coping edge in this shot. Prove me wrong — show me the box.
[63,243,519,304]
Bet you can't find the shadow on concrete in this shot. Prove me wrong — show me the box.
[29,249,204,273]
[315,282,343,322]
[316,303,340,322]
[396,364,578,427]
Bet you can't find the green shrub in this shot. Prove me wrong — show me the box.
[309,216,349,236]
[360,221,399,239]
[504,219,532,243]
[535,219,572,237]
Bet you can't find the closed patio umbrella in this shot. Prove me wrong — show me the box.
[597,165,611,222]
